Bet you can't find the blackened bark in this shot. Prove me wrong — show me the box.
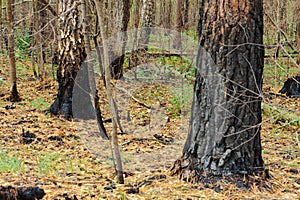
[0,186,45,200]
[50,0,85,120]
[172,0,264,180]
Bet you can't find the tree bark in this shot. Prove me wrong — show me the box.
[6,0,20,102]
[95,0,124,184]
[50,0,85,119]
[109,0,130,79]
[33,0,44,79]
[130,0,155,67]
[173,0,184,49]
[295,2,300,64]
[172,0,264,181]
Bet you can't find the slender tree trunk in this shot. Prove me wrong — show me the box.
[172,0,264,181]
[109,0,130,79]
[95,0,124,184]
[6,0,20,102]
[295,2,300,64]
[79,0,108,138]
[33,0,44,79]
[130,0,155,67]
[0,0,4,69]
[183,0,189,30]
[173,0,184,49]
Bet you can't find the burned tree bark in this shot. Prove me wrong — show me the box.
[50,0,107,140]
[50,0,85,119]
[172,0,265,181]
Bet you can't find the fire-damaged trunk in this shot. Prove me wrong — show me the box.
[172,0,265,181]
[50,0,107,139]
[50,0,85,119]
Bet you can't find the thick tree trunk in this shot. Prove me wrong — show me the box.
[172,0,264,181]
[6,0,20,102]
[50,0,86,119]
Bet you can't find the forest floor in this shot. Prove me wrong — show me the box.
[0,55,299,199]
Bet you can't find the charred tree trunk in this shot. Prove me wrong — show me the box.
[7,0,20,102]
[50,0,86,119]
[172,0,264,181]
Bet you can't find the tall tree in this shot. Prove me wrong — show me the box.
[33,0,44,79]
[295,1,300,64]
[173,0,184,49]
[138,0,155,51]
[50,0,107,140]
[172,0,265,180]
[109,0,130,79]
[129,0,155,67]
[7,0,20,102]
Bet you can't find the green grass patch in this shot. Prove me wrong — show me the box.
[0,152,24,173]
[30,97,49,109]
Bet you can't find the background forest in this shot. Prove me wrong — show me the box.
[0,0,299,199]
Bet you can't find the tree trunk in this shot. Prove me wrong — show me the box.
[50,0,86,120]
[95,0,124,184]
[138,0,155,50]
[295,2,300,64]
[183,0,189,30]
[130,0,155,67]
[33,0,44,79]
[6,0,20,102]
[173,0,184,49]
[172,0,264,181]
[109,0,130,79]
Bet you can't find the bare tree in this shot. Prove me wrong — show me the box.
[173,0,184,49]
[172,0,265,181]
[95,0,124,184]
[109,0,130,79]
[33,0,45,79]
[6,0,20,102]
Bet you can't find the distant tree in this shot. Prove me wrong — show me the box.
[172,0,265,181]
[295,1,300,64]
[173,0,184,49]
[6,0,21,102]
[138,0,155,51]
[109,0,130,79]
[129,0,155,67]
[33,0,44,79]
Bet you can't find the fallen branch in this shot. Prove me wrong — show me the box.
[115,85,151,109]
